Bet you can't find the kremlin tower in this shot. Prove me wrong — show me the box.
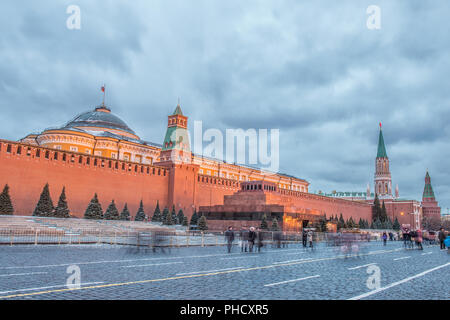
[421,171,441,222]
[374,124,394,199]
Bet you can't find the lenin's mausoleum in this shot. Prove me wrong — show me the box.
[0,101,441,230]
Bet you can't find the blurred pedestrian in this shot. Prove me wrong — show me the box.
[240,226,249,252]
[382,232,387,246]
[444,235,450,253]
[307,230,313,248]
[248,227,256,252]
[438,227,446,250]
[224,226,235,253]
[415,229,423,250]
[256,228,264,253]
[302,229,307,248]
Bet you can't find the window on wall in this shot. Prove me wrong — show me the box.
[85,149,91,154]
[111,153,117,159]
[70,146,78,152]
[94,151,102,156]
[55,145,62,150]
[123,155,129,161]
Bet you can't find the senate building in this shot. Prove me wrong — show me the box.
[0,99,441,230]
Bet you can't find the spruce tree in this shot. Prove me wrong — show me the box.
[182,216,188,227]
[373,194,381,222]
[84,193,103,220]
[33,183,54,217]
[358,218,364,229]
[164,208,173,225]
[319,219,328,232]
[119,203,131,221]
[198,215,208,231]
[177,209,184,225]
[0,184,14,215]
[260,213,269,230]
[190,208,198,226]
[171,205,177,224]
[271,218,280,231]
[151,201,161,222]
[54,187,70,218]
[347,217,355,229]
[161,207,169,222]
[374,218,382,229]
[135,200,146,221]
[104,200,120,220]
[380,201,388,223]
[393,217,401,231]
[338,213,345,230]
[384,217,393,230]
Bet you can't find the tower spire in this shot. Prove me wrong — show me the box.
[374,123,392,199]
[377,124,387,158]
[423,170,435,200]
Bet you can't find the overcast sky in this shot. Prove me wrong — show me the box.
[1,1,449,214]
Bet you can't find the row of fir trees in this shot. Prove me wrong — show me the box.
[1,183,210,230]
[2,183,400,232]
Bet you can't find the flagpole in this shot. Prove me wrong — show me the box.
[102,84,106,106]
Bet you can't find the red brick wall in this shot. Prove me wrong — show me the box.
[279,190,372,222]
[0,141,169,218]
[0,140,372,224]
[194,175,240,214]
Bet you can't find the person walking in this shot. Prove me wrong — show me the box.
[302,229,307,248]
[240,227,249,252]
[256,228,264,253]
[248,227,257,252]
[438,227,446,250]
[224,226,235,253]
[307,230,313,249]
[415,229,423,250]
[382,232,387,246]
[402,228,410,249]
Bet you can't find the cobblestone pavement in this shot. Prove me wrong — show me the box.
[0,241,448,300]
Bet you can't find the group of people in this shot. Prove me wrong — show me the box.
[401,227,449,251]
[224,226,264,253]
[224,225,450,254]
[224,226,315,253]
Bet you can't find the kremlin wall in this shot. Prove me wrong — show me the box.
[0,102,441,230]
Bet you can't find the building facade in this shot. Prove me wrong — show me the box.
[1,102,311,220]
[0,101,440,230]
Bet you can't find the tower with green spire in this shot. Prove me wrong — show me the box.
[422,171,435,200]
[374,123,393,199]
[159,102,191,164]
[155,102,199,220]
[421,170,441,223]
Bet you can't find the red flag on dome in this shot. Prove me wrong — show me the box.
[379,122,382,128]
[101,86,105,93]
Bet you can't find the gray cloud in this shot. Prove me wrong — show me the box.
[0,0,449,213]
